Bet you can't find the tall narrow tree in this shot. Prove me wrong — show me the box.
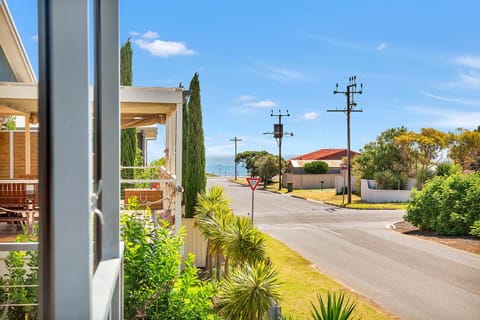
[184,73,206,218]
[180,82,189,196]
[120,39,137,180]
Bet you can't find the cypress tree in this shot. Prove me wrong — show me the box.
[184,73,206,218]
[180,82,189,198]
[120,39,137,180]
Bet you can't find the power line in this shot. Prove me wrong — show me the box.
[264,109,293,191]
[327,76,363,204]
[230,136,242,180]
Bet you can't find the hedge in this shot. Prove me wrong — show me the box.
[404,173,480,237]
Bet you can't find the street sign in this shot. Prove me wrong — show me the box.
[246,177,261,191]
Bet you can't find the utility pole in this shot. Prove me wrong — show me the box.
[230,136,242,180]
[327,76,363,204]
[264,109,293,191]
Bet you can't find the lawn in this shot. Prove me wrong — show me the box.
[265,234,395,319]
[231,178,407,210]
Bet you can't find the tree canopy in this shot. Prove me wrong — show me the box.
[255,154,278,188]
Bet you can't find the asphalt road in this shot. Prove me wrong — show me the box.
[208,178,480,320]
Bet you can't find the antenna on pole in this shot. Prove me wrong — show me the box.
[264,109,293,191]
[230,136,242,180]
[327,76,364,204]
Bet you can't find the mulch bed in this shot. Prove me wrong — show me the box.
[393,221,480,255]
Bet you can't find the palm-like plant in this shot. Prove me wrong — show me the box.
[195,186,233,279]
[218,262,281,320]
[222,216,266,273]
[309,292,358,320]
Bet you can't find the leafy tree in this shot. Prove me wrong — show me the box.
[449,128,480,172]
[120,39,138,180]
[217,262,281,320]
[255,154,278,188]
[304,161,329,174]
[397,128,448,171]
[184,73,206,218]
[235,150,270,177]
[353,127,409,185]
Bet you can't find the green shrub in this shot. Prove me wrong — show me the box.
[470,220,480,238]
[405,173,480,236]
[304,161,329,174]
[121,200,218,319]
[0,229,38,319]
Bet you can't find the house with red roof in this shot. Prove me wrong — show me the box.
[284,148,360,190]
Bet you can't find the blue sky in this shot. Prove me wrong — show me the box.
[7,0,480,165]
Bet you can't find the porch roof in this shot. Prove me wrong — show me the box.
[0,82,184,128]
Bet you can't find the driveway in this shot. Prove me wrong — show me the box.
[208,178,480,320]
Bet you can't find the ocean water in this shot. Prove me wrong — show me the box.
[206,155,248,177]
[206,163,248,177]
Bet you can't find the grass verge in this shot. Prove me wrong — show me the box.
[231,178,407,210]
[265,234,396,319]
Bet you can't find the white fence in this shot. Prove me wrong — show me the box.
[360,179,414,203]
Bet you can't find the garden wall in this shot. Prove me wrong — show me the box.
[360,179,413,203]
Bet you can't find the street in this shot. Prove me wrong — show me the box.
[208,178,480,320]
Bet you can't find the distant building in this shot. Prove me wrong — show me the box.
[287,148,360,175]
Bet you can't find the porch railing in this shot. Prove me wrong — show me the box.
[0,242,124,320]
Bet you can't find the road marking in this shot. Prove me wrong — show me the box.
[320,228,342,236]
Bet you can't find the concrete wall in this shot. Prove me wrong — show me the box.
[334,175,357,194]
[360,179,413,203]
[283,173,340,189]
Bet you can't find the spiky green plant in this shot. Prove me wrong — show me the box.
[195,186,234,279]
[222,216,266,268]
[218,262,281,320]
[309,292,358,320]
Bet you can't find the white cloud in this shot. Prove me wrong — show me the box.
[454,55,480,69]
[128,31,140,37]
[236,95,256,102]
[142,30,159,40]
[420,90,480,107]
[133,38,196,58]
[244,100,277,108]
[405,106,480,128]
[256,63,307,83]
[376,42,387,51]
[444,71,480,90]
[301,112,319,120]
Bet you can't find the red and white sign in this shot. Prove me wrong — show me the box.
[246,177,261,191]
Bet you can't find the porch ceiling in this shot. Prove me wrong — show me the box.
[0,82,183,127]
